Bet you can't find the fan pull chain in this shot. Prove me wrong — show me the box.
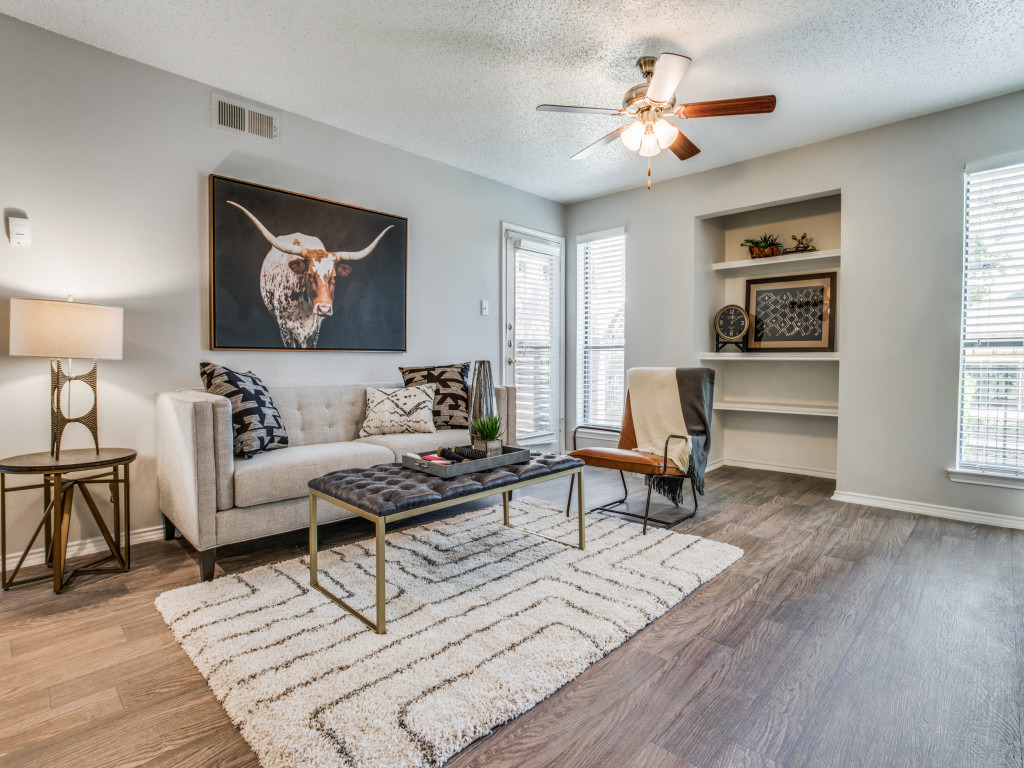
[647,156,652,190]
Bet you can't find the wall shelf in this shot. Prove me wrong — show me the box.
[700,352,840,362]
[711,248,841,278]
[713,400,839,418]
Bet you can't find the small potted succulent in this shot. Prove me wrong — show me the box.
[741,233,782,259]
[471,415,504,457]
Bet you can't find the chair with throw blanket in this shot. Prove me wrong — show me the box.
[566,367,715,534]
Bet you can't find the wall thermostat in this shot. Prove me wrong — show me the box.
[7,217,31,246]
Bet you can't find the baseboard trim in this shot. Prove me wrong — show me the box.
[3,525,166,572]
[708,458,836,480]
[830,490,1024,531]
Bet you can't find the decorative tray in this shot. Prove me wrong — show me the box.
[402,446,531,478]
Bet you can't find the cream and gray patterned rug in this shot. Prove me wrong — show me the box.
[155,497,742,768]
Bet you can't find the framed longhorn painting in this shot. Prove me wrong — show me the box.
[209,175,408,351]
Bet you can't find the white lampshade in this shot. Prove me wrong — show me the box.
[653,118,679,149]
[10,298,123,360]
[638,127,661,157]
[621,121,644,151]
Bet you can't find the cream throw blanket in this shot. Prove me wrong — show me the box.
[627,368,691,473]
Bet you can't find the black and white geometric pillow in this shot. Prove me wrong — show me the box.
[199,363,289,458]
[359,384,437,437]
[398,362,471,428]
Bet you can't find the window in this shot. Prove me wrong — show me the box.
[577,229,626,428]
[958,160,1024,477]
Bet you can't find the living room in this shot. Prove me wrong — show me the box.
[1,3,1023,767]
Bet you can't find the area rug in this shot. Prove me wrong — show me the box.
[155,497,742,768]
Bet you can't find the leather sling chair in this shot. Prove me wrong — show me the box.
[565,390,706,535]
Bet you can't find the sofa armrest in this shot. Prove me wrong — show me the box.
[155,392,219,551]
[495,385,517,446]
[180,389,235,509]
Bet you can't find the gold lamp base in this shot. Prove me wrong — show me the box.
[50,359,100,460]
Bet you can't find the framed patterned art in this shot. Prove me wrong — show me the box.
[745,272,837,352]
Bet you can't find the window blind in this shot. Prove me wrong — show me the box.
[577,231,625,428]
[958,161,1024,475]
[513,238,558,441]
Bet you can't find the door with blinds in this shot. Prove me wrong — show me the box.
[502,227,564,448]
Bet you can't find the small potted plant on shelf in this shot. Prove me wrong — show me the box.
[471,415,504,457]
[741,233,783,259]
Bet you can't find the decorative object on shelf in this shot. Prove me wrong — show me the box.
[9,297,124,459]
[745,272,837,352]
[468,359,498,443]
[741,232,782,259]
[537,51,776,188]
[470,415,504,456]
[782,233,817,254]
[209,175,407,352]
[714,304,750,352]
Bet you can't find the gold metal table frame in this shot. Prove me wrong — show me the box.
[1,448,136,593]
[309,465,584,634]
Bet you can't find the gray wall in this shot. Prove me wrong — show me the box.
[566,88,1024,522]
[0,16,564,553]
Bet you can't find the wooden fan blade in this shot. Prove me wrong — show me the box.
[676,95,777,119]
[537,104,626,116]
[669,131,701,161]
[571,126,628,160]
[647,53,692,104]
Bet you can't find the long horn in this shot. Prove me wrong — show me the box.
[335,225,394,261]
[227,201,305,257]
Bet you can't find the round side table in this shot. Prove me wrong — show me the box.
[0,448,136,593]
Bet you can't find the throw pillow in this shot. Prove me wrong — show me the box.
[398,362,471,428]
[359,384,437,437]
[199,362,289,458]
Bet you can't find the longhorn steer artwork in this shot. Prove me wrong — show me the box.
[227,201,394,349]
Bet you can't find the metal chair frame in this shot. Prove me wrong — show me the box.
[565,424,698,535]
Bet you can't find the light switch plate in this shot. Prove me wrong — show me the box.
[480,299,489,316]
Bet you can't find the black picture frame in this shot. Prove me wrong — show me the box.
[209,175,407,351]
[745,272,837,352]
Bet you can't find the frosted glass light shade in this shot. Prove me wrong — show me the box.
[653,119,679,149]
[621,121,644,151]
[639,128,661,157]
[10,298,123,360]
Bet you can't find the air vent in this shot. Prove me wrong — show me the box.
[211,93,280,145]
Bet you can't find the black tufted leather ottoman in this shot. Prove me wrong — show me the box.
[307,452,585,634]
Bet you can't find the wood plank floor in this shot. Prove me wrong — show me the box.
[1,466,1021,768]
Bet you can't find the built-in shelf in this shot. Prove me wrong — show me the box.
[711,248,841,277]
[700,352,840,362]
[713,400,839,418]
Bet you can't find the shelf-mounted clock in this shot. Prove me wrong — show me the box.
[714,304,749,352]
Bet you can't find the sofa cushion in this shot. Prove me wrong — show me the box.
[199,362,288,458]
[359,384,436,437]
[355,429,471,459]
[233,442,394,508]
[399,362,471,429]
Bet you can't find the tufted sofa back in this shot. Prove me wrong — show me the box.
[267,383,397,447]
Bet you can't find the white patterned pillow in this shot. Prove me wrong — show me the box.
[359,384,437,437]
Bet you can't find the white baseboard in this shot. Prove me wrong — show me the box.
[830,490,1024,531]
[3,524,166,572]
[708,457,836,480]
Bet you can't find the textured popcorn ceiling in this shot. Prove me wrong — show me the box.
[2,0,1024,203]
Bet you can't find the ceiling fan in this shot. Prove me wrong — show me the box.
[537,53,776,187]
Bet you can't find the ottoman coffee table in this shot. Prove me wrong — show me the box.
[307,452,585,634]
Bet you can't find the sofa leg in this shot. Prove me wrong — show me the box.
[162,514,176,541]
[199,548,216,582]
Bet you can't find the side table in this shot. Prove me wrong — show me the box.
[0,448,136,593]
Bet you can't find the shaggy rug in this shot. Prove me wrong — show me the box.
[155,497,742,768]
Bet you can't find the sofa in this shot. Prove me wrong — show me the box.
[156,382,516,580]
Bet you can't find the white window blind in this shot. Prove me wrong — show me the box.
[577,230,625,428]
[512,237,559,442]
[958,161,1024,476]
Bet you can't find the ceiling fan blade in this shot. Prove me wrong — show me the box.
[571,126,628,160]
[676,95,777,119]
[669,130,701,161]
[646,53,692,104]
[537,104,626,116]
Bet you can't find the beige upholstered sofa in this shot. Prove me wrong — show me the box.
[156,383,516,580]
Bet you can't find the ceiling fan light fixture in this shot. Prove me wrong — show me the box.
[653,118,679,149]
[621,121,644,151]
[638,127,661,157]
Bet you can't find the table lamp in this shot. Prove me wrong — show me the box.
[9,297,124,459]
